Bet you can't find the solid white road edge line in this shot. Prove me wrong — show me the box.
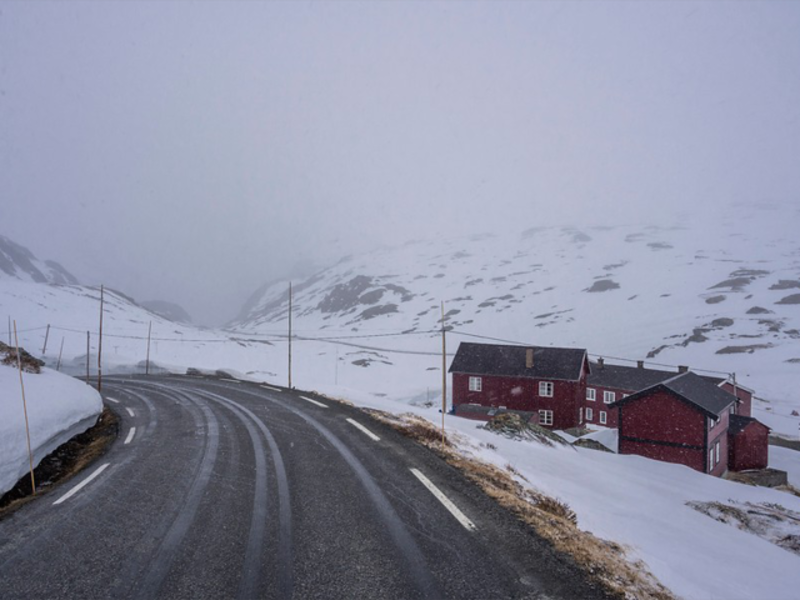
[260,385,282,392]
[300,395,328,408]
[125,407,135,418]
[410,468,477,531]
[53,463,111,506]
[106,397,120,404]
[124,427,136,445]
[346,418,381,442]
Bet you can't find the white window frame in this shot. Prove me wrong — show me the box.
[586,387,596,401]
[539,409,553,426]
[603,390,615,404]
[579,407,584,423]
[586,407,593,421]
[468,376,482,392]
[715,441,720,463]
[709,448,715,471]
[539,381,554,398]
[599,411,607,425]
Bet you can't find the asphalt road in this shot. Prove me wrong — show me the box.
[0,375,612,599]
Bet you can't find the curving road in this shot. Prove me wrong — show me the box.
[0,375,610,599]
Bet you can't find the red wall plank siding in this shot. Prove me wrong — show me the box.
[618,439,705,472]
[729,422,769,471]
[619,391,705,447]
[452,373,582,429]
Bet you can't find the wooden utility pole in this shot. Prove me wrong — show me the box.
[441,301,447,445]
[13,320,36,495]
[145,321,152,376]
[41,324,50,356]
[56,337,64,371]
[288,282,293,389]
[86,331,90,382]
[98,285,104,392]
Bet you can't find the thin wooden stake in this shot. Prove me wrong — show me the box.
[13,321,36,495]
[7,315,10,345]
[41,324,50,356]
[441,301,446,446]
[56,337,64,371]
[145,321,152,376]
[97,285,104,392]
[288,281,293,389]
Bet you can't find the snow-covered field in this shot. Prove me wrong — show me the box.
[2,203,800,598]
[0,363,102,496]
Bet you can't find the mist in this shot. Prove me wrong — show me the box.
[1,1,798,326]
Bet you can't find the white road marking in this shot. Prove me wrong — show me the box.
[300,395,328,408]
[260,385,282,392]
[53,463,111,506]
[126,407,135,418]
[346,418,380,441]
[124,427,136,445]
[106,397,120,404]
[221,378,240,383]
[410,468,477,531]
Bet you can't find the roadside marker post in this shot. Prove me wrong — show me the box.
[13,320,36,495]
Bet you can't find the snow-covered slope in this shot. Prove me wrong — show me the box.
[0,235,79,285]
[230,203,800,435]
[0,362,102,496]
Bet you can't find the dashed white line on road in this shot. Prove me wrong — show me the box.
[106,397,120,404]
[124,427,136,445]
[300,395,328,408]
[126,407,135,418]
[346,418,381,441]
[221,378,240,383]
[260,385,282,392]
[53,463,111,506]
[410,468,477,531]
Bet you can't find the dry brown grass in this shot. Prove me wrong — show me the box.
[366,409,676,600]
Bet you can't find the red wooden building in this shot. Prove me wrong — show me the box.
[583,359,752,429]
[728,415,770,471]
[449,342,589,430]
[613,372,736,475]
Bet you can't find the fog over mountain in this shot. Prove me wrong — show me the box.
[1,1,798,325]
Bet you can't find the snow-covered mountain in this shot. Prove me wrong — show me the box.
[140,300,193,324]
[0,235,79,285]
[229,203,800,431]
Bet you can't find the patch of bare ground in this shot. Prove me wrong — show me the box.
[365,410,675,600]
[0,407,119,520]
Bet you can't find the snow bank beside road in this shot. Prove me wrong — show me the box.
[0,364,102,496]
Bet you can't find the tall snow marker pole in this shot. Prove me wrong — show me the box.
[7,315,11,345]
[86,331,90,382]
[288,282,293,389]
[13,320,36,495]
[56,337,64,371]
[42,324,50,356]
[145,321,152,376]
[98,285,104,393]
[441,301,446,446]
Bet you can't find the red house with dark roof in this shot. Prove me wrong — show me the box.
[448,342,589,430]
[612,372,737,475]
[583,359,752,429]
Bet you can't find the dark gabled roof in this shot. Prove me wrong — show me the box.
[729,414,770,435]
[611,371,736,418]
[587,361,725,393]
[448,342,587,381]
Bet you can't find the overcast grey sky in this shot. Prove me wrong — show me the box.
[1,1,799,325]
